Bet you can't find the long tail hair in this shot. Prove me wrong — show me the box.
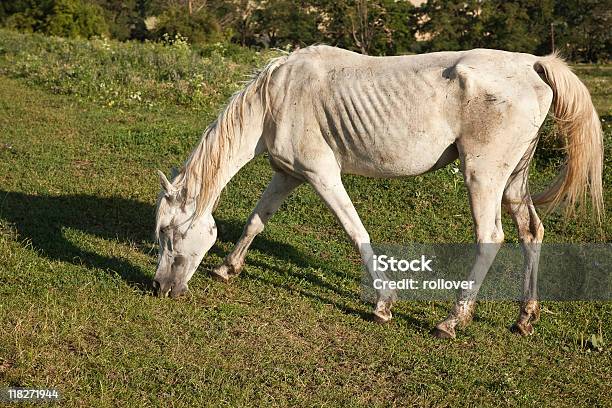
[532,54,604,222]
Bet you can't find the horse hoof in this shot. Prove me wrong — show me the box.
[210,265,231,283]
[510,322,534,336]
[373,299,393,324]
[432,325,456,339]
[372,310,392,324]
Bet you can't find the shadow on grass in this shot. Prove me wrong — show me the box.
[212,220,430,328]
[0,190,373,320]
[0,190,155,290]
[213,218,359,284]
[241,265,430,330]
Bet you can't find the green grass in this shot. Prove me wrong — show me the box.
[0,31,610,407]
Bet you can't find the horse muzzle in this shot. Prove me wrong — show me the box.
[152,279,188,299]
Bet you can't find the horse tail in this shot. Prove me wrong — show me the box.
[532,53,604,222]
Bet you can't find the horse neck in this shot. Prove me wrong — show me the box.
[216,118,266,192]
[183,98,267,212]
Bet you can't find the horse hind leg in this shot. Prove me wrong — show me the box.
[433,167,506,338]
[503,168,544,336]
[432,125,531,338]
[432,90,546,338]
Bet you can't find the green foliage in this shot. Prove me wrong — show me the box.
[479,0,554,53]
[252,0,322,48]
[4,11,40,33]
[319,0,417,55]
[46,0,109,38]
[553,0,611,62]
[0,1,609,61]
[235,0,417,55]
[1,0,49,33]
[414,0,556,54]
[0,29,271,109]
[93,0,142,41]
[414,0,483,51]
[383,0,417,54]
[151,5,224,44]
[2,0,109,38]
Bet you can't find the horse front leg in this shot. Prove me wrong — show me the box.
[306,170,396,323]
[211,171,303,282]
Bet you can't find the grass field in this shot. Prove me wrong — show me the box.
[0,30,610,407]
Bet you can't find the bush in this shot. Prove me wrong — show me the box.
[46,0,109,39]
[150,6,224,45]
[3,0,109,39]
[5,12,39,33]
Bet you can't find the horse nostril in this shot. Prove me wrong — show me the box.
[153,279,172,298]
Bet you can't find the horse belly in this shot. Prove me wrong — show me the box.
[338,128,457,177]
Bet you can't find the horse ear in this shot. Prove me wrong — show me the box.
[157,170,173,193]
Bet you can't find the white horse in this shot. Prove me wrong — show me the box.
[153,46,603,338]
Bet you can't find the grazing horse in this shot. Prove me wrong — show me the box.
[153,46,603,338]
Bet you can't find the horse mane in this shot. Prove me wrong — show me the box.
[166,54,288,223]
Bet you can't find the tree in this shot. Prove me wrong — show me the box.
[383,0,417,54]
[151,4,223,44]
[480,0,554,54]
[415,0,557,55]
[414,0,483,51]
[91,0,142,41]
[45,0,109,38]
[252,0,323,48]
[1,0,608,61]
[553,0,611,62]
[2,0,51,33]
[320,0,416,55]
[2,0,110,38]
